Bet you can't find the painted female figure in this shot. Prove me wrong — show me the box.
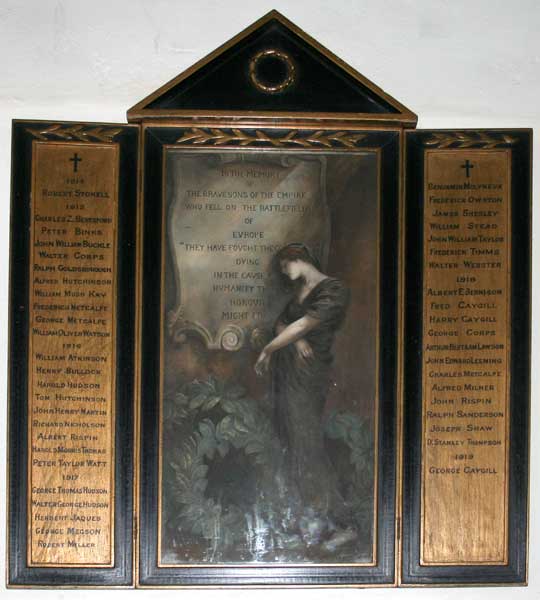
[255,243,354,548]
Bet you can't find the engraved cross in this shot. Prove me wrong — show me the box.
[461,159,474,178]
[69,152,82,173]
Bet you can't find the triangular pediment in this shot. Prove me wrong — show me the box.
[127,11,417,126]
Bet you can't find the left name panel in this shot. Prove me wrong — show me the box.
[9,122,138,586]
[29,142,117,566]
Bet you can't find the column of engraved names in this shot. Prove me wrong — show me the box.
[28,143,117,565]
[421,150,510,563]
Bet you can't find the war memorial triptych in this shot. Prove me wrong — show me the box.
[7,11,531,589]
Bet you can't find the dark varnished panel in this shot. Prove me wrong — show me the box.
[402,129,531,585]
[8,121,138,587]
[138,126,400,587]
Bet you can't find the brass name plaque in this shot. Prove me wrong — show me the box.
[28,142,118,566]
[421,150,510,564]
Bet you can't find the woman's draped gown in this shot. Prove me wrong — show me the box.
[270,277,350,526]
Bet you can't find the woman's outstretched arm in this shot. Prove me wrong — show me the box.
[275,319,286,334]
[276,319,313,356]
[255,315,319,375]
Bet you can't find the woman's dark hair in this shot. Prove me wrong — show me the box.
[271,243,321,290]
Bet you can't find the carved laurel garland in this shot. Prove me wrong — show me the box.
[175,128,366,149]
[424,131,517,149]
[26,124,123,143]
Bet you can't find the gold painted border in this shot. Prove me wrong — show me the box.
[525,132,533,587]
[135,583,394,590]
[6,118,19,588]
[130,112,415,129]
[133,119,145,589]
[142,119,407,133]
[151,134,385,571]
[25,140,119,569]
[395,128,405,585]
[419,148,512,567]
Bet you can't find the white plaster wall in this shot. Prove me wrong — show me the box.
[0,1,538,598]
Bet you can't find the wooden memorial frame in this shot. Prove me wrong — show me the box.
[401,129,531,585]
[137,123,400,587]
[8,121,139,587]
[6,10,531,589]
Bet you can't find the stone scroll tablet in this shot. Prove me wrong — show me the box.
[401,130,531,585]
[8,121,138,587]
[165,152,331,351]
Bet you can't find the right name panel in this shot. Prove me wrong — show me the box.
[402,130,531,585]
